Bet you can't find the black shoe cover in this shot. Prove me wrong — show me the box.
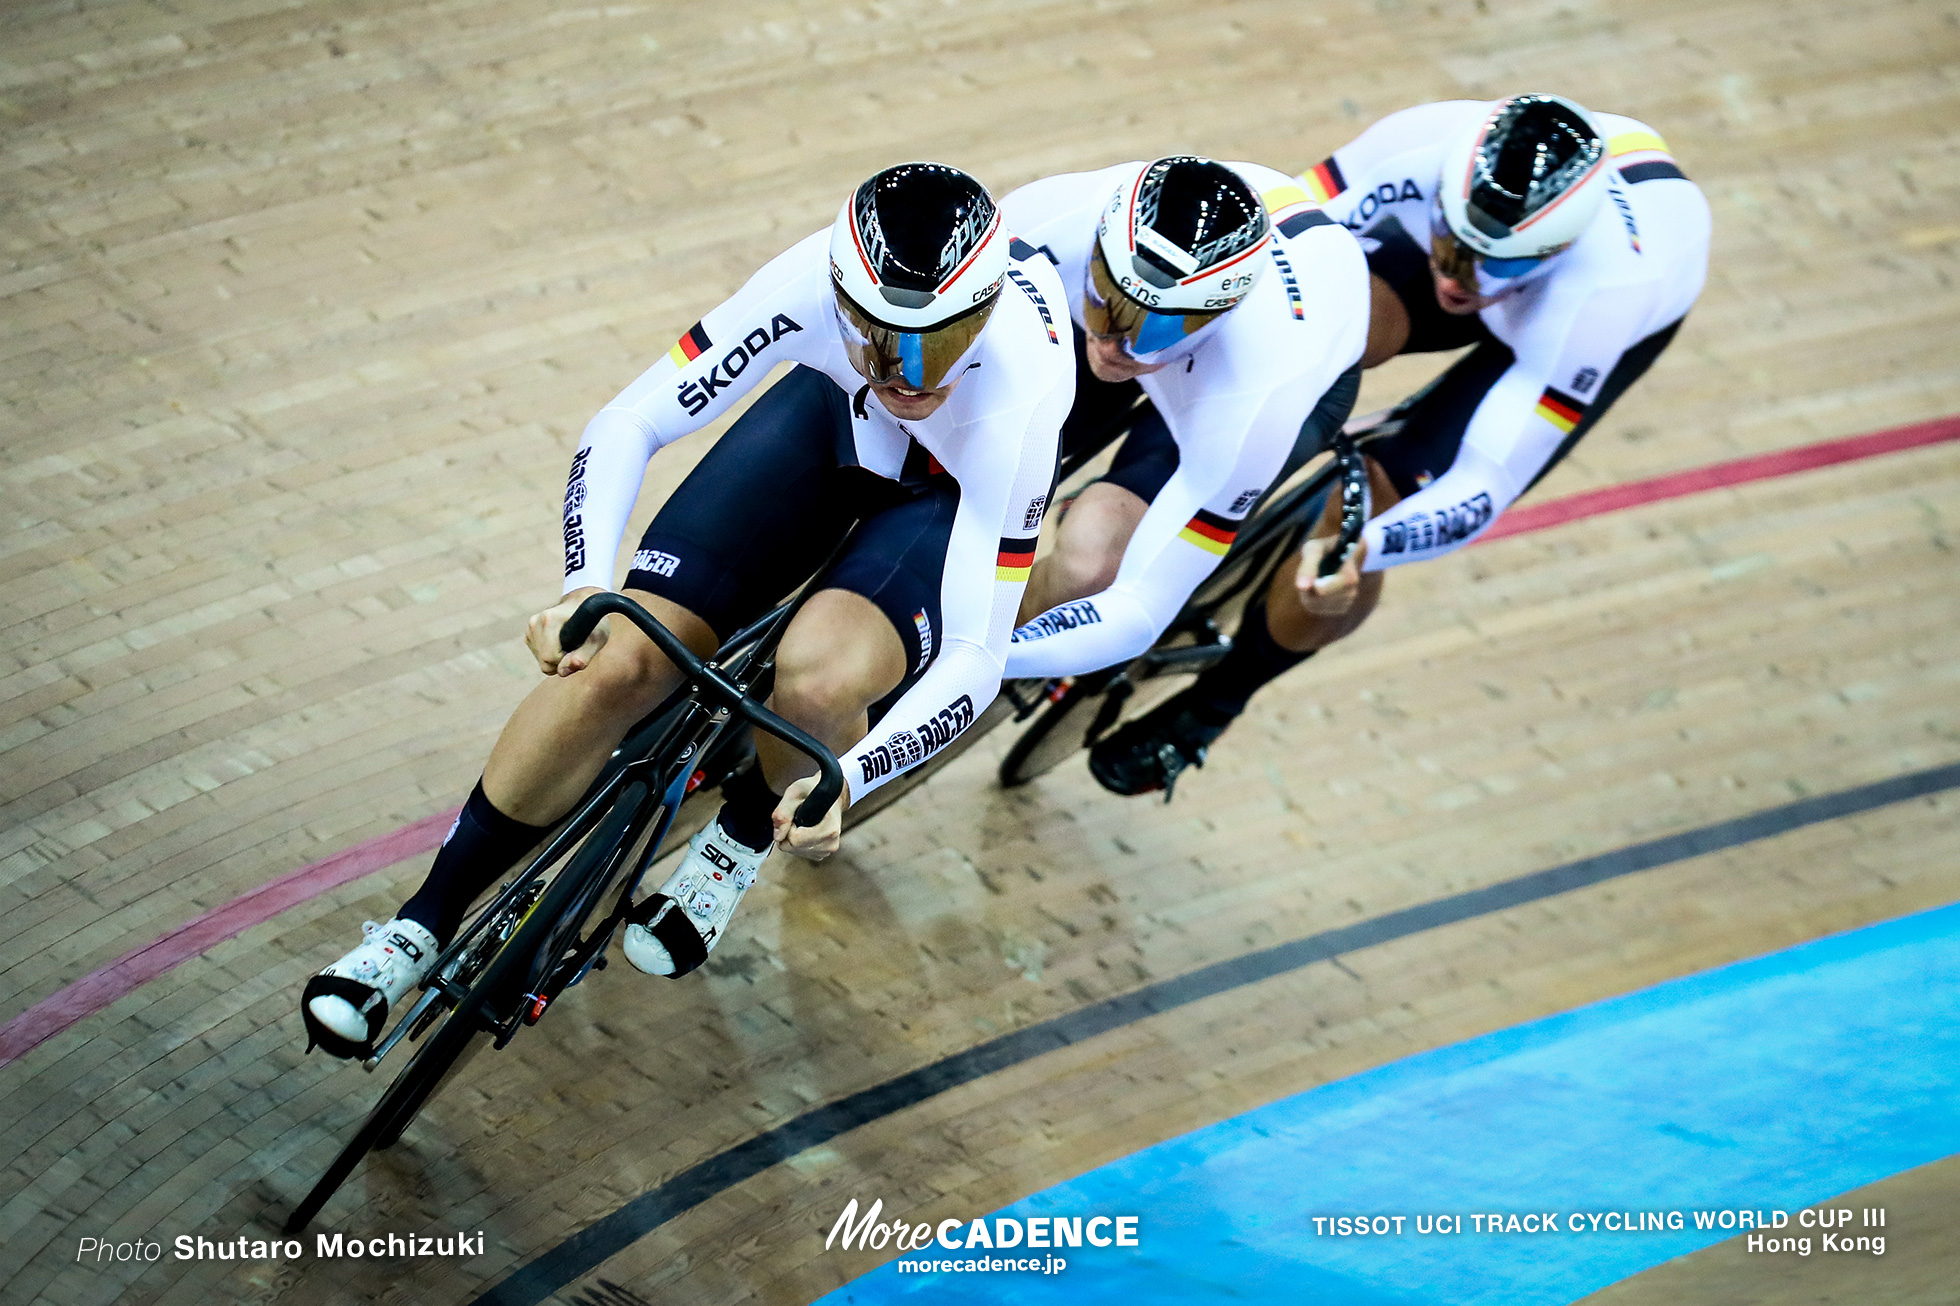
[1086,691,1233,800]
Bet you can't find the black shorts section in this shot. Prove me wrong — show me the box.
[1364,216,1494,356]
[625,365,955,698]
[826,485,958,696]
[1263,361,1363,502]
[1368,318,1685,500]
[1053,324,1180,504]
[1057,325,1144,466]
[1100,404,1182,504]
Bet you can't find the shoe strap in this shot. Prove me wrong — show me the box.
[301,973,388,1058]
[626,893,710,977]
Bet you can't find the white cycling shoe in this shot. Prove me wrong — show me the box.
[623,821,768,978]
[300,917,440,1059]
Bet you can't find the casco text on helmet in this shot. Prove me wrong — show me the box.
[1437,95,1608,262]
[1095,157,1272,314]
[829,163,1008,391]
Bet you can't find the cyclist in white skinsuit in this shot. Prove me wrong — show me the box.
[998,157,1369,682]
[299,164,1071,1058]
[1091,96,1712,796]
[566,209,1069,801]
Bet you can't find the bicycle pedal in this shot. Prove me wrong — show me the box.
[523,993,549,1024]
[1157,743,1192,803]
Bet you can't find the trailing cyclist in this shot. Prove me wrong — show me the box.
[300,163,1070,1058]
[1091,96,1712,796]
[998,156,1369,691]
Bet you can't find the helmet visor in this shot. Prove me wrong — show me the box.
[1084,244,1226,359]
[1430,196,1563,288]
[833,282,997,391]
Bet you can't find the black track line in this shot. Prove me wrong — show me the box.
[472,760,1960,1306]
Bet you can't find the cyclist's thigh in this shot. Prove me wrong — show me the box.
[625,364,865,640]
[606,588,720,664]
[1265,361,1364,496]
[1365,338,1516,498]
[817,477,963,722]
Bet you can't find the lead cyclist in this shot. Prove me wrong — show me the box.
[299,164,1071,1059]
[1091,95,1713,794]
[997,156,1369,696]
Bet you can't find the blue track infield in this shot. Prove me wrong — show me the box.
[819,902,1960,1306]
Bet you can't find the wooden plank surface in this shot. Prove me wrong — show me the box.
[2,0,1956,1303]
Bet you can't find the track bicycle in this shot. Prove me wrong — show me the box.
[286,591,843,1232]
[661,400,1390,816]
[995,407,1389,793]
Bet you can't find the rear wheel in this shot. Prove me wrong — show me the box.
[998,668,1205,788]
[999,678,1120,787]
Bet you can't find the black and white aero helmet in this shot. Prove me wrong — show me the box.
[828,162,1008,391]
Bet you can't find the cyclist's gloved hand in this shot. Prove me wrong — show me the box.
[773,775,848,862]
[528,585,609,676]
[1296,536,1366,616]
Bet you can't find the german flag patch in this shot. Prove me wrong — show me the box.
[1301,157,1347,204]
[667,322,712,369]
[1534,387,1587,434]
[996,537,1037,582]
[1177,508,1239,556]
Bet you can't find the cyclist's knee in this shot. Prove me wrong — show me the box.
[774,599,904,726]
[773,648,884,727]
[1050,536,1123,604]
[573,630,680,715]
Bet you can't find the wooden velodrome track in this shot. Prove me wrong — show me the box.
[3,0,1958,1302]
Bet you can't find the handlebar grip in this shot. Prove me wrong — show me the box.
[793,753,846,828]
[560,592,707,680]
[1316,441,1372,579]
[1315,539,1350,580]
[559,598,604,655]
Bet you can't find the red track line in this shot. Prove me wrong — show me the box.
[0,808,458,1069]
[4,414,1959,1071]
[1481,414,1960,542]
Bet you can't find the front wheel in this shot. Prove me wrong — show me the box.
[998,669,1202,788]
[285,781,651,1232]
[285,999,489,1232]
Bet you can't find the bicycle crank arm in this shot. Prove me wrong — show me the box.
[1138,640,1231,673]
[362,984,446,1071]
